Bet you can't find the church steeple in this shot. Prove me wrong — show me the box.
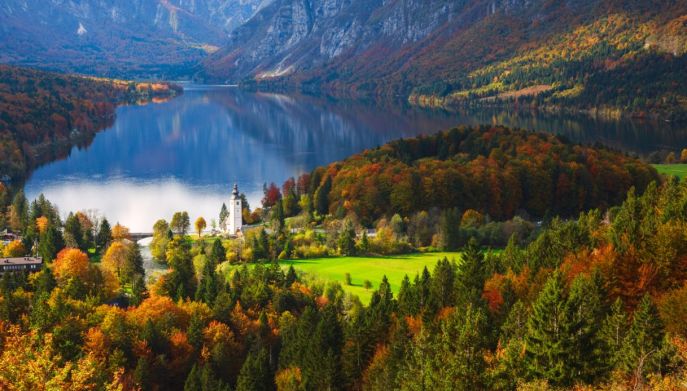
[229,183,242,235]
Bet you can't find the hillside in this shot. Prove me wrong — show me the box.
[296,125,659,225]
[0,65,181,182]
[202,0,687,120]
[0,0,270,79]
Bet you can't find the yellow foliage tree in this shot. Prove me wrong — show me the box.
[2,240,25,257]
[195,217,207,239]
[53,248,90,282]
[101,241,129,282]
[36,216,49,234]
[111,223,130,241]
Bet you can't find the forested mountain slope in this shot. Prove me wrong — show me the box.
[0,0,270,78]
[296,125,659,225]
[203,0,687,119]
[0,65,181,182]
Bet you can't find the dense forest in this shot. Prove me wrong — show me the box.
[281,125,659,225]
[1,164,687,390]
[0,65,181,182]
[408,13,687,121]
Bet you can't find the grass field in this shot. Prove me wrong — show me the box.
[653,164,687,179]
[281,252,462,303]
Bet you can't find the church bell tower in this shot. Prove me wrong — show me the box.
[229,184,243,235]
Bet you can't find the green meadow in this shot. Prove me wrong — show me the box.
[281,252,462,303]
[653,164,687,179]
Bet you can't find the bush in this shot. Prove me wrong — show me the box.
[345,273,352,286]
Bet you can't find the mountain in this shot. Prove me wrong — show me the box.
[0,0,271,79]
[201,0,687,119]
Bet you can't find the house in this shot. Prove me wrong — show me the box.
[0,257,43,274]
[0,229,19,245]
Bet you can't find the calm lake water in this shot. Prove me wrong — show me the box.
[24,85,687,231]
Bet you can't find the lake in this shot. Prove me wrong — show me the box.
[24,85,687,231]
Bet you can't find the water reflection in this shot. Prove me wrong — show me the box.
[24,86,687,231]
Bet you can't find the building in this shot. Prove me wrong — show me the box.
[0,229,19,246]
[0,257,43,274]
[228,183,243,235]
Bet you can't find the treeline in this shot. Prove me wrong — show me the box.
[269,125,658,226]
[410,13,687,121]
[0,64,181,182]
[2,179,687,389]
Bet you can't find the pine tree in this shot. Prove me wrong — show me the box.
[210,238,226,264]
[622,294,665,378]
[236,348,273,391]
[134,356,151,391]
[219,203,229,232]
[338,221,357,256]
[96,218,112,251]
[565,273,605,382]
[524,271,575,386]
[429,257,456,310]
[439,208,461,250]
[455,238,485,308]
[184,364,202,391]
[188,312,204,352]
[284,266,297,288]
[599,298,628,371]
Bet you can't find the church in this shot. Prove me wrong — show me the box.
[228,183,243,235]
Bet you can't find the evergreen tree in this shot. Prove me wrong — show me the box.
[314,176,332,216]
[96,218,112,252]
[134,356,151,391]
[39,225,64,261]
[622,294,665,378]
[236,348,273,391]
[455,238,485,308]
[184,364,202,391]
[210,238,226,264]
[439,208,460,250]
[429,257,456,311]
[284,265,297,288]
[338,221,357,256]
[188,312,204,352]
[524,271,576,386]
[357,230,370,254]
[195,259,218,305]
[599,298,628,371]
[565,273,605,382]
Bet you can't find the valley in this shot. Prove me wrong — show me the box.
[1,1,687,390]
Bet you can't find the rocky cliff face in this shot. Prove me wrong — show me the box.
[0,0,270,78]
[201,0,537,82]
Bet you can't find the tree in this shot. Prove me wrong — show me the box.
[53,248,90,283]
[96,218,111,251]
[314,176,331,216]
[209,239,226,265]
[524,271,576,386]
[102,241,138,284]
[111,223,130,241]
[357,230,370,255]
[622,295,666,380]
[171,212,190,236]
[2,240,25,257]
[219,203,229,232]
[151,219,171,262]
[236,348,273,391]
[338,221,357,256]
[599,298,628,371]
[195,217,207,239]
[455,238,485,308]
[262,182,282,209]
[439,208,461,250]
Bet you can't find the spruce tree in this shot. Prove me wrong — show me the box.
[455,238,485,308]
[236,348,273,391]
[599,298,628,371]
[184,364,202,391]
[524,271,575,386]
[622,294,665,377]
